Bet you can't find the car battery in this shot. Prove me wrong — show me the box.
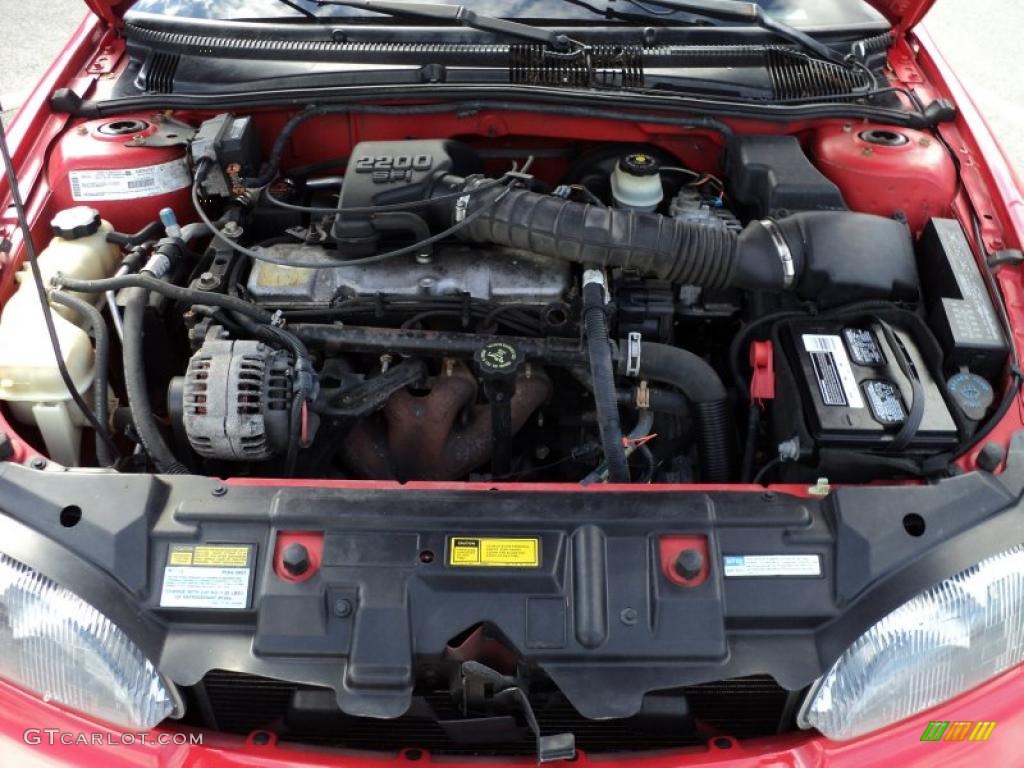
[780,319,959,452]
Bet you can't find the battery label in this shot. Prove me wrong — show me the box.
[160,544,254,609]
[803,334,864,409]
[69,158,191,202]
[723,554,822,578]
[843,328,885,367]
[449,537,540,567]
[864,380,907,425]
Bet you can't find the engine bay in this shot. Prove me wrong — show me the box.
[0,108,1011,486]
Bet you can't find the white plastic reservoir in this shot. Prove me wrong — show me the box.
[0,207,119,466]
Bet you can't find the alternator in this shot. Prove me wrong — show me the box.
[182,330,294,461]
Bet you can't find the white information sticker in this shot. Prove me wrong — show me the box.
[160,544,254,609]
[69,158,191,202]
[723,554,822,578]
[802,334,864,409]
[160,566,251,609]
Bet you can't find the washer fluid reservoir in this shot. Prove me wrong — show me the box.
[0,207,119,466]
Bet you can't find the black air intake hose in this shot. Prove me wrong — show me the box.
[582,274,629,483]
[439,178,919,306]
[617,341,734,482]
[449,178,740,287]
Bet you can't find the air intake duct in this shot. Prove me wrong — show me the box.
[435,177,919,308]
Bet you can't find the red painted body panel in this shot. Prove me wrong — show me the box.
[811,124,957,234]
[48,114,193,234]
[2,666,1023,767]
[81,0,129,25]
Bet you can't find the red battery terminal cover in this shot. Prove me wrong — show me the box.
[749,340,776,405]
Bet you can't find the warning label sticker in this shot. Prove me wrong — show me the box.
[160,544,254,609]
[723,554,822,578]
[69,158,191,202]
[843,328,885,367]
[449,537,540,567]
[864,380,907,425]
[803,334,864,409]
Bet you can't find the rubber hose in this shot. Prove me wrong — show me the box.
[583,282,629,483]
[616,387,689,416]
[617,341,734,482]
[122,287,190,474]
[692,400,735,483]
[449,181,918,306]
[458,183,740,287]
[50,291,113,467]
[55,273,274,323]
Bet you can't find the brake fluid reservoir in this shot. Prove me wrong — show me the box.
[0,208,119,466]
[610,153,664,212]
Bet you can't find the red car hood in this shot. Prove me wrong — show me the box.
[82,0,933,32]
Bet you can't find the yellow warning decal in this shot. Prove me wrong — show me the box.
[168,548,193,566]
[169,544,253,568]
[449,537,540,567]
[193,546,251,567]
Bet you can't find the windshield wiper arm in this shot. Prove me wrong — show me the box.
[272,0,319,18]
[315,0,573,50]
[613,0,850,66]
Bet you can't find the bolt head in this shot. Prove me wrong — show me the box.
[333,598,353,617]
[977,442,1006,473]
[674,549,704,581]
[282,543,311,576]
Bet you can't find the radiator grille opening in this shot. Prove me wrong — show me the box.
[183,670,795,756]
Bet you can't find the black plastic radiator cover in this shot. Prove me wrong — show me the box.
[0,434,1022,721]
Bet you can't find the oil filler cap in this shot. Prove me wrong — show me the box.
[51,206,101,240]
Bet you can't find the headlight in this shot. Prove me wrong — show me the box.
[799,544,1024,741]
[0,551,179,729]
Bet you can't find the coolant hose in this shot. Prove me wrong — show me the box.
[618,341,734,482]
[50,291,113,468]
[123,287,190,474]
[582,275,629,483]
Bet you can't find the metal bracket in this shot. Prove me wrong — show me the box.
[317,359,428,418]
[625,332,643,377]
[460,661,576,763]
[126,117,197,148]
